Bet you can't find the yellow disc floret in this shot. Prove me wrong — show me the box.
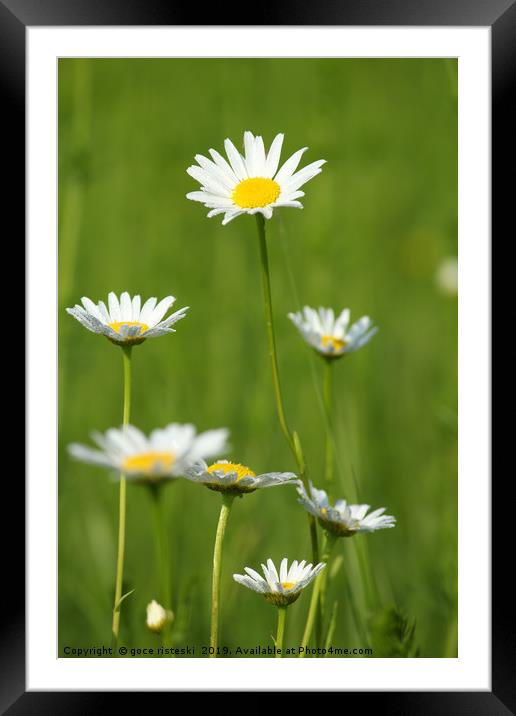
[122,451,175,476]
[321,335,346,352]
[208,462,256,481]
[232,178,281,209]
[281,582,296,590]
[109,321,149,335]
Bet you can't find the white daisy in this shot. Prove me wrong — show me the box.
[66,291,189,346]
[146,600,173,633]
[69,423,230,484]
[186,131,326,225]
[234,557,325,606]
[185,459,297,495]
[297,482,396,538]
[288,305,378,359]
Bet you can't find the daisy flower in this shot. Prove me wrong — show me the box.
[233,558,325,607]
[288,306,378,359]
[66,291,189,346]
[297,482,396,537]
[69,424,230,484]
[185,459,297,495]
[186,131,326,225]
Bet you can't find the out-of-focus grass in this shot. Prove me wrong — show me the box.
[58,58,457,657]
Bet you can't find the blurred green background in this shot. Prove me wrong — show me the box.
[58,58,457,658]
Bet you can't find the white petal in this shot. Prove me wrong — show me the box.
[108,292,121,322]
[243,131,256,175]
[81,296,102,322]
[149,296,175,326]
[224,138,248,181]
[208,148,239,184]
[265,133,284,177]
[186,191,234,208]
[279,557,288,583]
[283,160,326,192]
[194,154,237,190]
[131,295,141,321]
[253,135,267,175]
[120,292,132,321]
[139,297,158,324]
[187,166,231,197]
[221,209,245,225]
[274,147,308,185]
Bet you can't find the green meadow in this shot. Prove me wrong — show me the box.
[58,58,457,657]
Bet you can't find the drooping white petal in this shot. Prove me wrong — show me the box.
[81,296,103,322]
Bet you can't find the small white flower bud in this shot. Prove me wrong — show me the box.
[146,600,173,633]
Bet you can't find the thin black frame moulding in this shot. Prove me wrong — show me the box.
[6,0,506,711]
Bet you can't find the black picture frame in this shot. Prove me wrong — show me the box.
[6,0,505,710]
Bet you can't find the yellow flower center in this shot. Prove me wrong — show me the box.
[321,335,346,352]
[208,461,256,481]
[122,451,175,475]
[232,178,281,209]
[109,321,149,336]
[281,582,296,590]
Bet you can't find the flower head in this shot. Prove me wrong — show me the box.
[66,291,189,346]
[233,558,325,606]
[288,306,378,359]
[297,482,396,537]
[186,131,325,225]
[185,459,297,495]
[69,423,229,484]
[146,600,173,633]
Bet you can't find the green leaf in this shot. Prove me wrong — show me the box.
[369,605,420,657]
[324,601,339,654]
[114,589,135,611]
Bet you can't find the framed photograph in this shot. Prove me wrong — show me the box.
[6,0,506,708]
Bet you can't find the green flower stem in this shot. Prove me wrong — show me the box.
[255,214,321,645]
[255,214,295,453]
[210,493,234,657]
[112,345,132,646]
[323,359,334,488]
[275,606,287,658]
[299,533,337,656]
[149,484,172,611]
[255,214,319,571]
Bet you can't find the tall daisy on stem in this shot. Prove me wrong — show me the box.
[288,306,378,490]
[66,291,188,644]
[69,420,228,641]
[186,131,326,570]
[297,481,395,655]
[233,558,325,658]
[185,459,298,656]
